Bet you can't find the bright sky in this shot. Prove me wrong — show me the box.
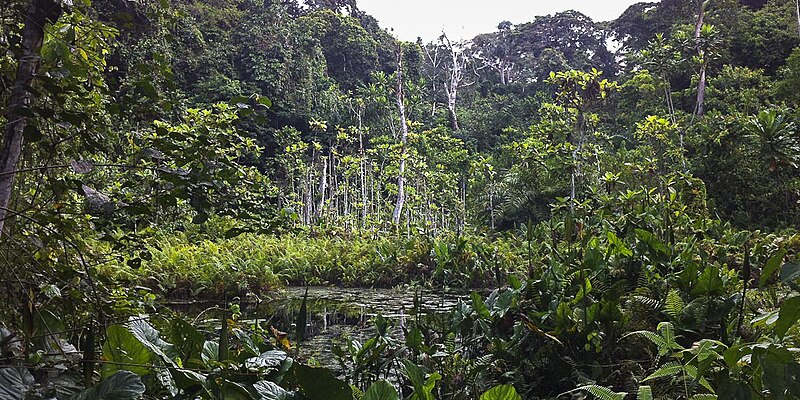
[356,0,649,42]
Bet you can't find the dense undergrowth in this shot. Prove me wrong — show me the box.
[5,178,800,399]
[98,232,525,297]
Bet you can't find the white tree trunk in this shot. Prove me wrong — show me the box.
[796,0,800,37]
[694,0,710,118]
[392,46,409,225]
[315,154,328,221]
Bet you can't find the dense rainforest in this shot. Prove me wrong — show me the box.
[1,0,800,398]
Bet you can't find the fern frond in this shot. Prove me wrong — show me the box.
[637,386,653,400]
[665,290,685,320]
[643,361,684,381]
[475,354,494,367]
[628,295,662,312]
[621,330,667,349]
[656,322,681,354]
[578,385,627,400]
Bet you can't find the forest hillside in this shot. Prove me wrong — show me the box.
[1,0,800,398]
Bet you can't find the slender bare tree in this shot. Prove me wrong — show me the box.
[440,33,477,131]
[694,0,711,118]
[392,45,409,225]
[796,0,800,37]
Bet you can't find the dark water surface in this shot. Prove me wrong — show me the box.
[248,286,464,366]
[172,286,465,368]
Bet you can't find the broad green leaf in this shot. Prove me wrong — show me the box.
[253,381,299,400]
[218,380,256,400]
[202,340,219,365]
[72,371,145,400]
[253,381,290,400]
[126,318,177,367]
[102,325,152,378]
[0,367,34,400]
[684,364,714,393]
[480,384,522,400]
[786,363,800,394]
[761,248,787,287]
[759,347,788,400]
[403,360,440,400]
[170,368,209,394]
[781,262,800,284]
[607,231,633,257]
[169,318,204,367]
[192,211,209,224]
[775,296,800,339]
[635,229,667,254]
[471,292,490,319]
[256,96,272,108]
[293,364,352,400]
[245,350,288,370]
[692,266,724,296]
[363,380,399,400]
[224,228,246,239]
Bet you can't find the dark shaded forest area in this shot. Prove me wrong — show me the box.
[1,0,800,398]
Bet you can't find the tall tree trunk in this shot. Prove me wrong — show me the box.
[315,154,328,221]
[0,0,62,236]
[694,0,710,118]
[392,46,409,226]
[442,33,466,132]
[663,79,676,124]
[446,55,460,131]
[358,124,368,227]
[447,97,459,131]
[696,64,707,118]
[796,0,800,37]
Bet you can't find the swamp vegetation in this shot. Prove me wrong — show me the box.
[2,0,800,398]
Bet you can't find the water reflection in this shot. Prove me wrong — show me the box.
[245,286,464,366]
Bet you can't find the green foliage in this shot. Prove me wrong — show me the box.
[578,385,626,400]
[2,0,800,399]
[480,385,521,400]
[363,381,398,400]
[100,232,523,295]
[72,371,146,400]
[0,367,35,400]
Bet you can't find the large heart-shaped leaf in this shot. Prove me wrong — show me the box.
[775,296,800,339]
[761,248,787,287]
[102,325,152,378]
[72,371,145,400]
[169,318,205,366]
[127,318,176,366]
[293,364,352,400]
[363,380,398,400]
[253,381,299,400]
[245,350,288,370]
[0,367,34,400]
[480,384,522,400]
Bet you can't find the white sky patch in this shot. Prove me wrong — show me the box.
[356,0,650,42]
